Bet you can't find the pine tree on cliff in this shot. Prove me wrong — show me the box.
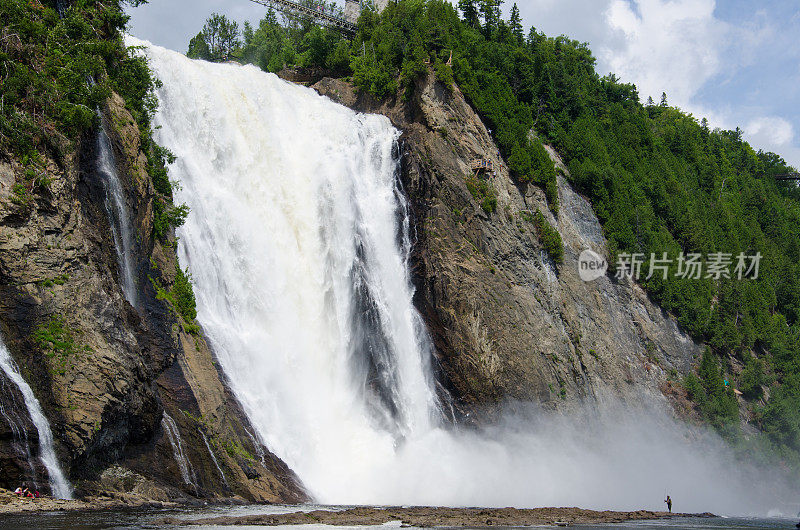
[200,13,241,62]
[187,32,212,61]
[458,0,480,28]
[479,0,503,35]
[509,3,523,45]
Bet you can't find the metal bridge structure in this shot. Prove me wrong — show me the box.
[247,0,360,35]
[773,172,800,181]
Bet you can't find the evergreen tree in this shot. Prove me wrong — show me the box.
[479,0,502,34]
[458,0,480,27]
[660,91,668,107]
[509,3,523,44]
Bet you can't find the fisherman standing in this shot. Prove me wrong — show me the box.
[664,495,672,513]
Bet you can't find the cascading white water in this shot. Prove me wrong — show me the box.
[161,412,198,491]
[138,37,439,504]
[0,336,72,498]
[199,430,228,488]
[0,359,40,489]
[96,119,139,307]
[134,37,795,515]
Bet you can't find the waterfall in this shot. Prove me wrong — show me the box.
[243,426,268,467]
[0,336,72,499]
[161,412,198,491]
[96,119,139,308]
[140,37,438,504]
[132,37,792,515]
[0,364,41,489]
[199,429,228,488]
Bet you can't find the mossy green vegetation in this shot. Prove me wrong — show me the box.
[465,174,497,214]
[523,210,563,264]
[153,200,190,241]
[150,265,200,335]
[33,315,92,376]
[0,0,187,239]
[0,0,116,158]
[39,274,70,288]
[223,439,256,463]
[173,266,198,323]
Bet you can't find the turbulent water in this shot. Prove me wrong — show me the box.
[0,336,72,498]
[134,38,797,516]
[96,119,139,307]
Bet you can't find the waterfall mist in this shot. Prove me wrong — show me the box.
[133,37,797,517]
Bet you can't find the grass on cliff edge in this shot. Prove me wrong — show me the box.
[1,0,200,339]
[0,0,188,242]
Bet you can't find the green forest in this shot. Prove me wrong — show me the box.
[0,0,186,240]
[185,0,800,463]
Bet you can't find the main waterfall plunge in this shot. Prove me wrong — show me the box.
[134,39,794,516]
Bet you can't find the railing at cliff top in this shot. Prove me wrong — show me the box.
[247,0,357,35]
[772,172,800,181]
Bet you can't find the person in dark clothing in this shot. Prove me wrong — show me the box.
[664,495,672,513]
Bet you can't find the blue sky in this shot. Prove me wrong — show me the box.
[126,0,800,168]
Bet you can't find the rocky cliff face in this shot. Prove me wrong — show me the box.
[0,93,304,502]
[0,61,703,502]
[313,72,702,418]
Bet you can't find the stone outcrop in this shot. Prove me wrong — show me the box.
[313,72,702,417]
[0,93,304,502]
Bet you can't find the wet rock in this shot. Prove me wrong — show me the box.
[0,92,304,502]
[313,72,701,418]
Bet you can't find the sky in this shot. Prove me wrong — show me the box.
[126,0,800,168]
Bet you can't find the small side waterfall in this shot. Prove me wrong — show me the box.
[0,337,72,498]
[243,427,267,467]
[161,413,198,491]
[199,429,228,488]
[96,119,139,308]
[0,369,40,489]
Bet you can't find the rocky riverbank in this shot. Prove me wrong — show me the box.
[160,505,712,527]
[0,487,181,514]
[0,486,714,527]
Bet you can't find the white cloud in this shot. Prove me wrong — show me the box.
[746,116,794,147]
[601,0,728,106]
[744,116,800,167]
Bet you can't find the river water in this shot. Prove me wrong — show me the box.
[0,504,796,530]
